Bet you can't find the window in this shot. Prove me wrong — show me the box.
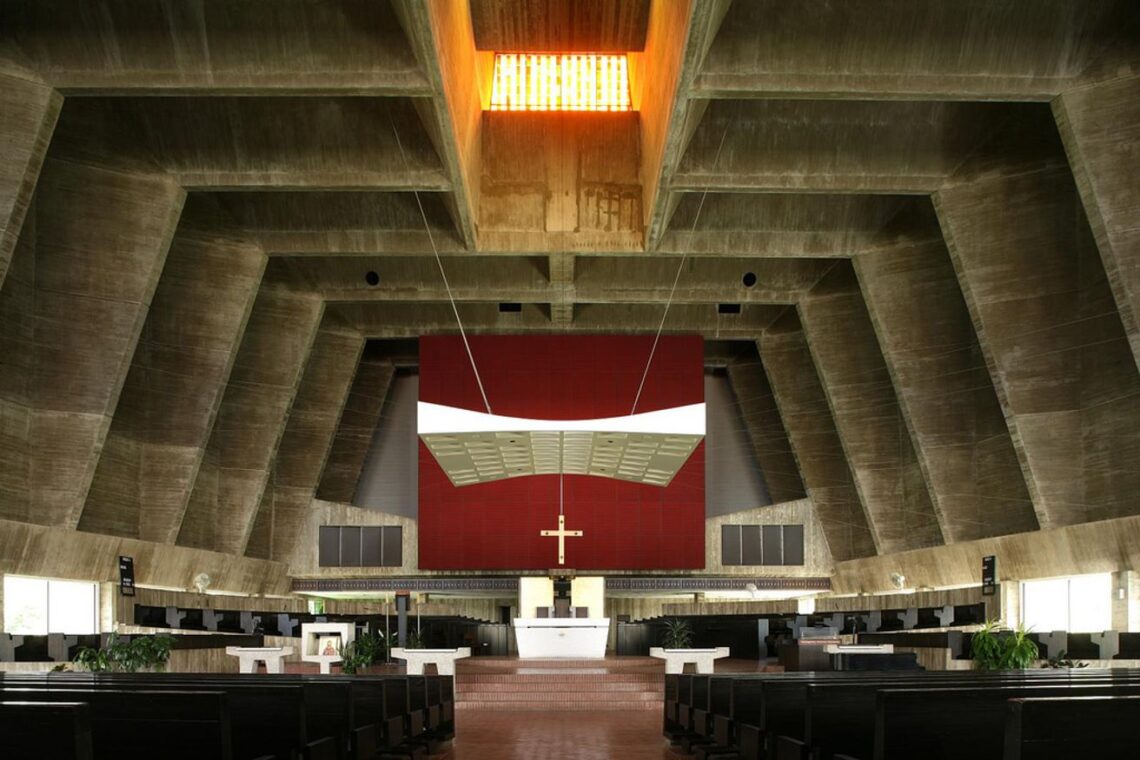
[721,524,805,566]
[319,525,402,568]
[3,575,99,634]
[1021,573,1111,633]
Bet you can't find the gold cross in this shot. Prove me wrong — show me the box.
[540,514,583,565]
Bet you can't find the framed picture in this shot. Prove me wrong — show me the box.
[318,635,342,657]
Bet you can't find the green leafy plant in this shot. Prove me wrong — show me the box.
[338,631,387,674]
[662,618,694,649]
[407,628,424,649]
[74,633,176,673]
[971,620,1039,670]
[1042,649,1089,669]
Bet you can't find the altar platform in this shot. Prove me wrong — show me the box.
[453,656,664,712]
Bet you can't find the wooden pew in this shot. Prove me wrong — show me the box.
[874,683,1140,760]
[1003,695,1140,759]
[1,701,94,760]
[0,674,335,760]
[710,669,1140,760]
[0,688,233,759]
[806,671,1140,760]
[427,674,455,740]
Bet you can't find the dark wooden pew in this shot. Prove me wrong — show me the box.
[874,682,1140,760]
[1,701,94,760]
[710,669,1140,760]
[0,674,336,760]
[806,671,1140,760]
[0,688,233,759]
[1003,695,1140,759]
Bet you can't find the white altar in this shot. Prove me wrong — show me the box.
[513,618,610,659]
[390,647,471,675]
[226,646,294,674]
[649,646,730,674]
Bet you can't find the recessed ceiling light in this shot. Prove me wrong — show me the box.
[364,271,380,286]
[742,272,757,288]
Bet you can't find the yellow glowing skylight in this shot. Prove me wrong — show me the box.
[489,53,632,112]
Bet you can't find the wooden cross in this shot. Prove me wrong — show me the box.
[540,514,583,565]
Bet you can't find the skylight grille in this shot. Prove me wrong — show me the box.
[489,53,632,112]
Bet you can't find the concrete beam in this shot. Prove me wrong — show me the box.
[79,230,267,543]
[757,317,878,561]
[672,100,1047,194]
[268,254,831,306]
[725,355,806,503]
[392,0,481,247]
[187,192,467,258]
[935,165,1140,529]
[479,112,643,255]
[695,0,1128,101]
[0,203,37,518]
[0,159,185,530]
[831,513,1140,597]
[177,286,324,555]
[549,252,575,328]
[1053,76,1140,372]
[798,265,945,553]
[337,300,788,338]
[246,321,364,560]
[853,240,1039,543]
[5,0,430,96]
[52,97,450,191]
[658,193,935,259]
[0,70,59,291]
[469,0,650,52]
[317,350,396,504]
[0,517,290,597]
[640,0,731,250]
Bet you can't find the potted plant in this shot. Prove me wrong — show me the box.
[338,631,386,674]
[662,618,694,650]
[74,633,176,673]
[970,620,1039,670]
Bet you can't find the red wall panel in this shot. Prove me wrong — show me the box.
[418,335,705,570]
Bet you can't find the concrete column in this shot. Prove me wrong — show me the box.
[8,159,184,529]
[935,166,1140,528]
[80,231,267,542]
[853,241,1038,543]
[1053,76,1140,372]
[757,317,877,561]
[0,70,60,290]
[0,205,37,519]
[1110,570,1140,633]
[177,285,324,555]
[316,353,396,504]
[725,356,806,503]
[798,265,945,553]
[245,321,364,560]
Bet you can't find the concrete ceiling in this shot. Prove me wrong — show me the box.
[1,0,1138,591]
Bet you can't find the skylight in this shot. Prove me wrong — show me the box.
[489,53,632,112]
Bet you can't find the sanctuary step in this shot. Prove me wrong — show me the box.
[455,657,665,712]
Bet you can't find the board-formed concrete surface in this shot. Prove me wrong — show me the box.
[0,0,1137,594]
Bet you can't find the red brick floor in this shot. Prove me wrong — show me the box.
[438,708,686,759]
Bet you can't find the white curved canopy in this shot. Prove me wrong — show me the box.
[418,401,705,488]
